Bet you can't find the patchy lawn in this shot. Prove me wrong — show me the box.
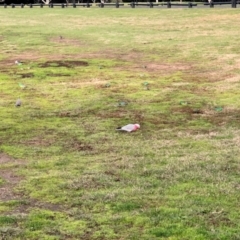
[0,8,240,240]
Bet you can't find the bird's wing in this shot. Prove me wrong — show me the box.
[121,124,135,132]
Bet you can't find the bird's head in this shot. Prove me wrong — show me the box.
[135,124,140,129]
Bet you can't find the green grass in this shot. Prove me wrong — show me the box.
[0,8,240,240]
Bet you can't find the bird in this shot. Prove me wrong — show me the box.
[15,60,22,65]
[15,99,22,107]
[116,123,140,132]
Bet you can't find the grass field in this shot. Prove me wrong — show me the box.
[0,8,240,240]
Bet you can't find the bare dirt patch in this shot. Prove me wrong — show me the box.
[17,73,34,78]
[224,76,240,83]
[97,109,144,123]
[172,105,240,127]
[0,52,88,72]
[38,60,88,68]
[145,63,191,72]
[97,109,129,119]
[56,110,81,118]
[0,49,194,79]
[172,106,204,115]
[114,61,195,75]
[205,108,240,127]
[48,73,71,77]
[20,137,55,147]
[63,139,93,152]
[50,78,107,88]
[0,153,15,165]
[8,198,64,215]
[0,171,23,201]
[0,60,24,68]
[0,154,25,201]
